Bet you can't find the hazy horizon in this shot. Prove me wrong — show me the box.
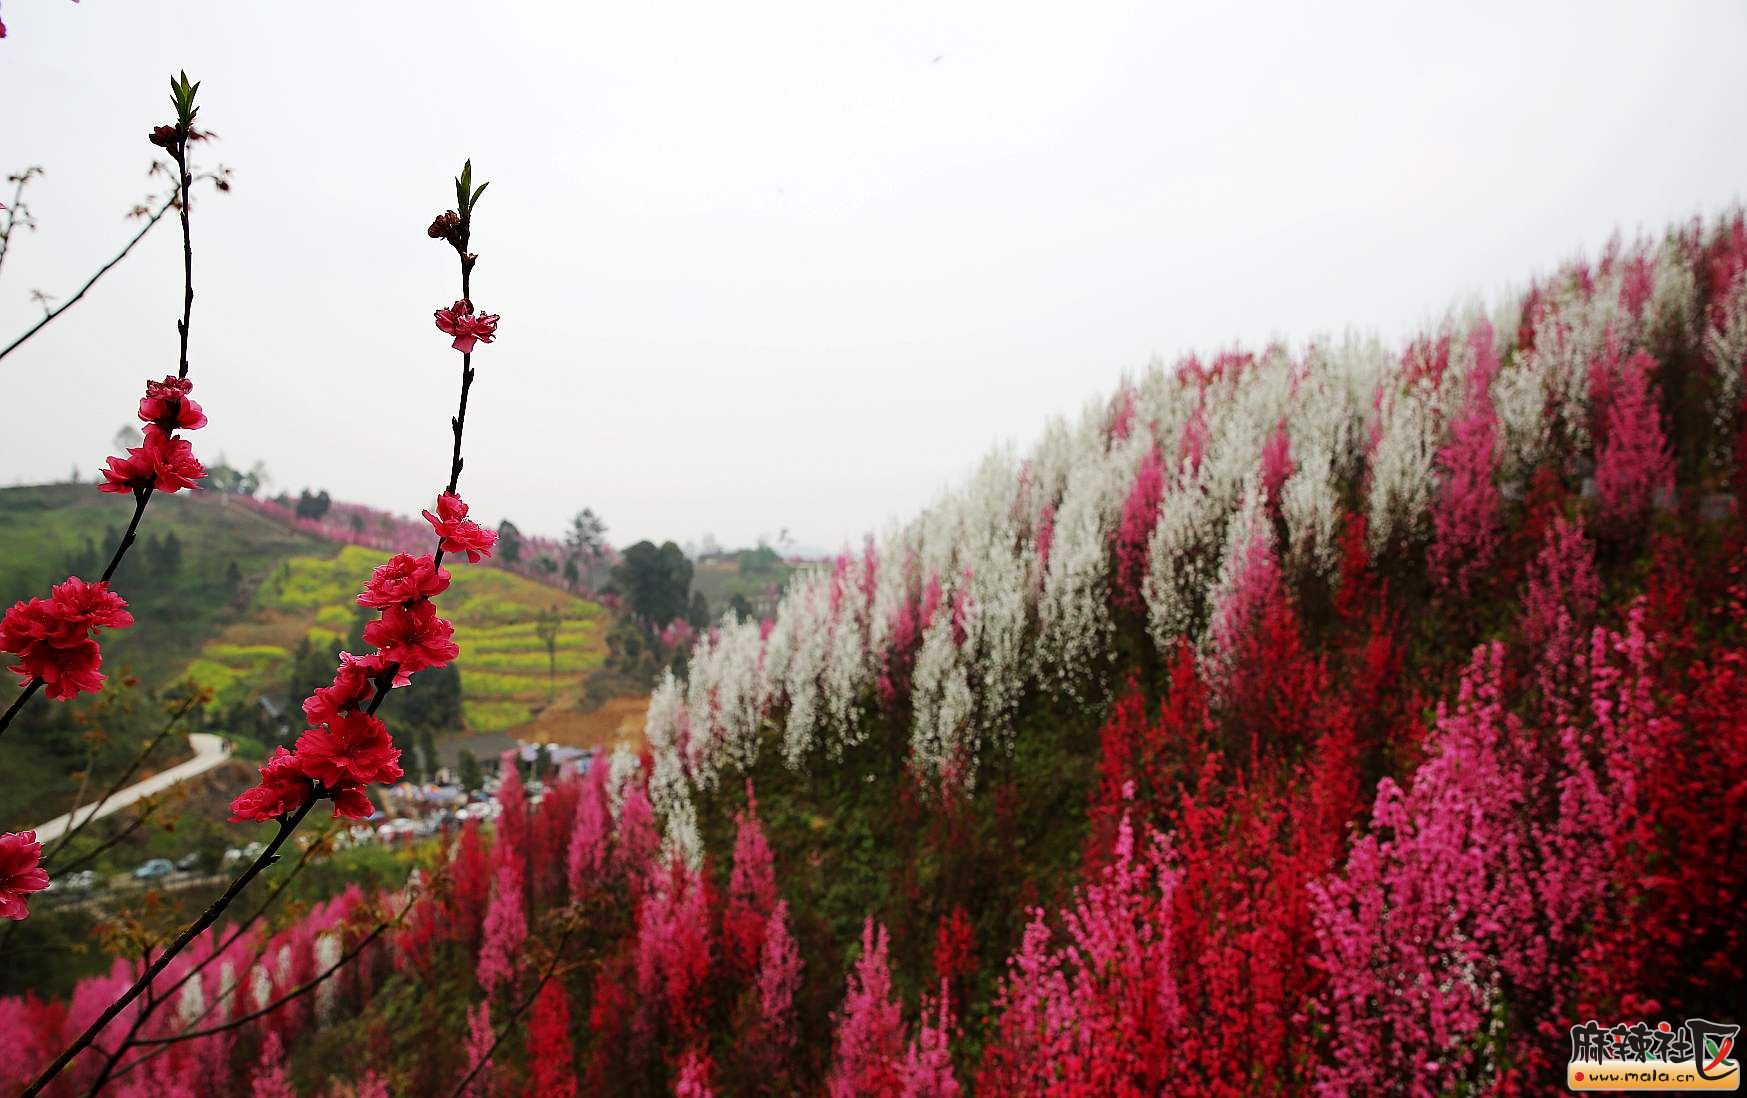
[3,1,1744,549]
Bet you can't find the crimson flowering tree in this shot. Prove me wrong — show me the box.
[525,980,578,1098]
[475,853,527,1000]
[1111,443,1165,612]
[722,783,777,977]
[1427,324,1503,597]
[1593,350,1675,537]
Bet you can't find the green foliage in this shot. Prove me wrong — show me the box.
[496,519,523,563]
[610,540,693,624]
[456,748,483,792]
[194,543,606,734]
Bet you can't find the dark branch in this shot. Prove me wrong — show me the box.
[21,799,316,1097]
[0,191,175,364]
[44,693,199,870]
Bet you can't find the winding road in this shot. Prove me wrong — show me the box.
[31,732,232,844]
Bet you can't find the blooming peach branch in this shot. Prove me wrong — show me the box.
[0,77,214,740]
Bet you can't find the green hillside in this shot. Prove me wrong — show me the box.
[188,544,605,732]
[0,484,608,738]
[0,484,330,686]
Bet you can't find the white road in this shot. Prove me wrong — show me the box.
[31,733,233,844]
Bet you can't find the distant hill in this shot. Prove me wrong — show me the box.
[0,484,609,737]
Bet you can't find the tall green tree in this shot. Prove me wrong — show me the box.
[534,606,562,701]
[610,540,693,625]
[496,519,523,563]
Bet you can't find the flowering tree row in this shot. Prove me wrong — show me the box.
[643,210,1746,837]
[8,518,1738,1093]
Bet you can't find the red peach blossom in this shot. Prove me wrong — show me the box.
[97,445,156,494]
[330,785,377,819]
[358,552,451,609]
[433,299,500,354]
[363,599,459,674]
[301,650,403,726]
[26,637,103,700]
[140,425,205,491]
[43,577,133,642]
[0,579,130,700]
[0,831,50,921]
[99,426,204,494]
[138,375,207,431]
[228,748,315,822]
[294,710,403,788]
[422,492,497,562]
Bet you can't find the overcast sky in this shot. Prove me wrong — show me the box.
[2,1,1743,550]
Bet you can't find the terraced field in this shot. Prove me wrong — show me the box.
[184,545,607,733]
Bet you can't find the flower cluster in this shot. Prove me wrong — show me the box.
[0,576,133,699]
[230,495,493,822]
[99,375,209,495]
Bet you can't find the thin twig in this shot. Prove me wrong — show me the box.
[0,192,175,364]
[44,693,199,869]
[445,924,577,1098]
[21,800,315,1097]
[147,821,334,1008]
[47,800,164,881]
[136,909,403,1046]
[0,166,43,284]
[174,157,193,379]
[82,946,160,1097]
[0,679,43,735]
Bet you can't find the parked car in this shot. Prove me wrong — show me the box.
[175,852,203,872]
[44,868,99,893]
[133,858,174,880]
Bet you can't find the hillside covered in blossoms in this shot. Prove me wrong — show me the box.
[5,210,1747,1095]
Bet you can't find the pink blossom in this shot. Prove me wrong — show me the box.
[566,758,611,899]
[475,855,526,998]
[1112,445,1165,611]
[460,1001,496,1098]
[1428,345,1502,597]
[1594,351,1674,533]
[675,1047,717,1098]
[828,918,905,1097]
[1260,419,1295,511]
[0,831,50,921]
[433,299,500,353]
[756,900,803,1051]
[422,492,497,562]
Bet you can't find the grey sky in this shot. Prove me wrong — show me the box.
[2,1,1743,550]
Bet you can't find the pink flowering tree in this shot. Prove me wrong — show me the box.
[1428,325,1503,597]
[1593,350,1675,537]
[827,918,907,1097]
